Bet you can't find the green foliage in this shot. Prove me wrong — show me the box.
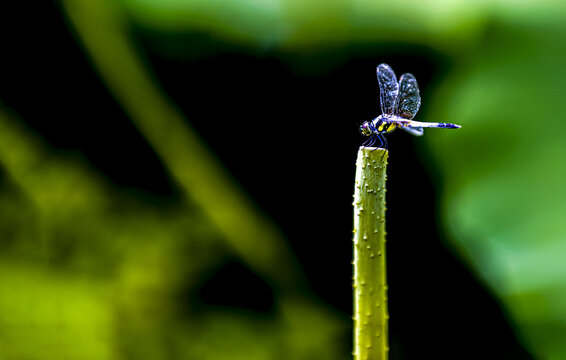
[0,0,347,358]
[426,14,566,360]
[0,87,345,360]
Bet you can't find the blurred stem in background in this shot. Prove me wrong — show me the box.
[61,0,301,290]
[0,0,349,359]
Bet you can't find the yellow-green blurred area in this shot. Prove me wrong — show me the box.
[1,0,566,359]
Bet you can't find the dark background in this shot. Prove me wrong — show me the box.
[0,0,554,359]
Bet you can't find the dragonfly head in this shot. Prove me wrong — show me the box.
[360,121,374,136]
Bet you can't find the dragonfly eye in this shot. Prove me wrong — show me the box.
[360,122,373,136]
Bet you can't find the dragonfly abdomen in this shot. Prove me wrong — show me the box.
[436,123,460,129]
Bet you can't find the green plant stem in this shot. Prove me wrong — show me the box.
[353,147,389,360]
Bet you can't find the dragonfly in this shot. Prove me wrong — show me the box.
[360,63,461,148]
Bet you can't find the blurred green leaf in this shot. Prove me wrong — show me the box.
[427,12,566,360]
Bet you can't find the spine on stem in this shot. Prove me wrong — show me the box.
[353,147,389,360]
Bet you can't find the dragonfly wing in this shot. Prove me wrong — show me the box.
[395,73,421,120]
[377,64,398,116]
[401,126,424,136]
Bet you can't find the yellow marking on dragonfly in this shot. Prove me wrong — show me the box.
[377,122,397,133]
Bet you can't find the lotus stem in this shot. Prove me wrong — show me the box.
[353,147,389,360]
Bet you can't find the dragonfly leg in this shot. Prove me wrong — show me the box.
[362,134,388,151]
[362,134,377,148]
[368,134,382,151]
[377,134,388,150]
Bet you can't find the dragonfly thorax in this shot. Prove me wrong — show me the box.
[360,116,399,136]
[372,115,398,134]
